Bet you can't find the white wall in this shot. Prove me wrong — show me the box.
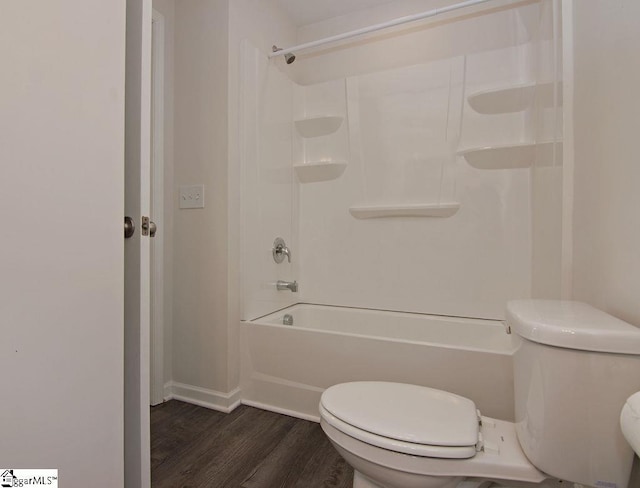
[571,1,640,327]
[291,2,546,320]
[570,6,640,483]
[0,1,125,484]
[291,0,535,86]
[531,0,563,299]
[172,0,230,393]
[166,0,297,401]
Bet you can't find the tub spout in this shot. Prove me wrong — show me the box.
[276,280,298,292]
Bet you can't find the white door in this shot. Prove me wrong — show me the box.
[0,1,127,487]
[125,0,153,487]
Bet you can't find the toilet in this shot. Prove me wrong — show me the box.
[319,300,640,488]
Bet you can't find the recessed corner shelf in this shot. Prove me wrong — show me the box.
[294,116,344,138]
[468,81,562,114]
[458,141,563,170]
[349,203,460,219]
[294,161,347,183]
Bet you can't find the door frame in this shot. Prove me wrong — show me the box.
[150,8,166,407]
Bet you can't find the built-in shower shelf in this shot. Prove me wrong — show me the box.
[294,116,344,138]
[294,161,347,183]
[349,203,460,219]
[458,141,563,170]
[468,81,561,114]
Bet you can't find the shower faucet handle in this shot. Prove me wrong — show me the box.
[272,237,291,263]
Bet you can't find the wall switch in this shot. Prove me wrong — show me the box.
[179,185,205,209]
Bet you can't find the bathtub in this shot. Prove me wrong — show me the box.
[240,304,518,422]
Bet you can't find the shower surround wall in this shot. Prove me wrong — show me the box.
[297,51,531,320]
[240,42,299,321]
[242,0,563,322]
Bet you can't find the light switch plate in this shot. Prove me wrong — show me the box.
[179,185,205,209]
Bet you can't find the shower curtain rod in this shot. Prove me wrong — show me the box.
[269,0,495,60]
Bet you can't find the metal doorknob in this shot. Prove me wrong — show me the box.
[124,216,135,239]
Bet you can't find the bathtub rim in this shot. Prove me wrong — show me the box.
[244,302,517,356]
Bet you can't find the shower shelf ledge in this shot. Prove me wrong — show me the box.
[458,141,563,170]
[349,203,460,219]
[467,81,561,114]
[294,116,344,138]
[294,161,347,183]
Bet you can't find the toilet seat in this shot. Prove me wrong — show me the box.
[321,412,547,483]
[320,403,478,459]
[320,382,480,459]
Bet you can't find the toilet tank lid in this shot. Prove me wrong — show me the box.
[506,300,640,354]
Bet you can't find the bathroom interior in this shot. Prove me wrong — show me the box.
[150,0,640,486]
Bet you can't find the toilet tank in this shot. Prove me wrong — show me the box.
[507,300,640,488]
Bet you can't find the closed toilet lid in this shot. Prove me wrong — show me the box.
[320,382,479,449]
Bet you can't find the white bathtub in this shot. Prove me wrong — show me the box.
[240,304,518,422]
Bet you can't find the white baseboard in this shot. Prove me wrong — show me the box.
[162,380,322,422]
[163,381,242,413]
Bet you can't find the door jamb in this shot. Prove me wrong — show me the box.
[150,8,166,407]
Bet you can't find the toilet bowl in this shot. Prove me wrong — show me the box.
[621,391,640,457]
[319,300,640,488]
[319,382,545,488]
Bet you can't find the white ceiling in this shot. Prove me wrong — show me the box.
[275,0,397,26]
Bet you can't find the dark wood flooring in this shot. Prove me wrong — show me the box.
[151,400,354,488]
